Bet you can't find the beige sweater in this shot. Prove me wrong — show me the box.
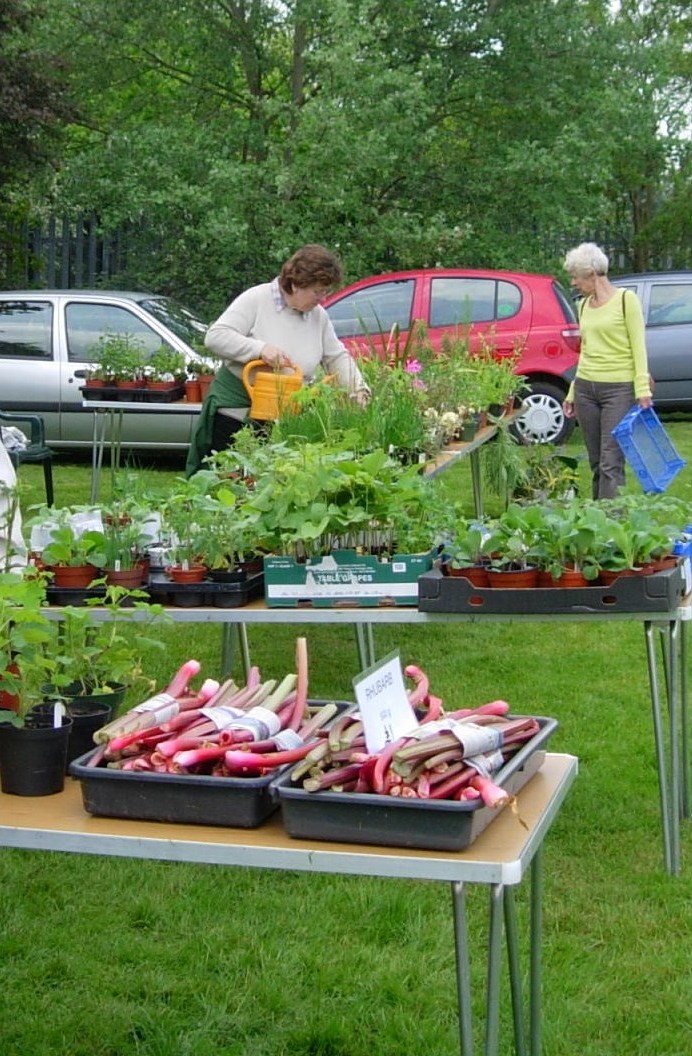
[205,280,367,394]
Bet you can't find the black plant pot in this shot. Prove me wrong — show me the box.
[38,684,126,769]
[0,715,73,796]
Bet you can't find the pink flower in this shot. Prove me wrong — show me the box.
[405,357,423,374]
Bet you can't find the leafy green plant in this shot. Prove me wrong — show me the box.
[48,585,170,696]
[596,501,677,571]
[32,506,107,569]
[482,419,531,509]
[86,332,147,382]
[0,567,57,721]
[532,502,603,581]
[147,345,186,381]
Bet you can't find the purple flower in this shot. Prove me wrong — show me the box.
[405,357,423,374]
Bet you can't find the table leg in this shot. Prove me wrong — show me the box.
[680,619,689,819]
[469,449,483,519]
[451,880,475,1056]
[504,886,527,1056]
[354,624,376,669]
[110,409,124,494]
[484,883,504,1056]
[90,410,108,504]
[529,849,543,1056]
[219,624,252,679]
[644,621,678,874]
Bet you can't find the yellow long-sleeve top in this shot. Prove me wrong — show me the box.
[566,289,651,402]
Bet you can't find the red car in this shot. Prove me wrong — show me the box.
[324,268,580,444]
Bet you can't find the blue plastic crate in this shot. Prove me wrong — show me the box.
[612,405,686,493]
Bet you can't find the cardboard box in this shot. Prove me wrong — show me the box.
[263,549,434,608]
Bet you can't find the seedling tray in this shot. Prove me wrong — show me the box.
[80,385,186,403]
[612,405,686,492]
[274,716,557,851]
[417,564,687,615]
[146,569,264,608]
[70,699,353,828]
[263,549,434,608]
[45,584,108,607]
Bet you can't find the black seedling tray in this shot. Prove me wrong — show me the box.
[273,715,558,851]
[417,564,687,615]
[146,570,264,608]
[80,385,186,403]
[70,699,353,828]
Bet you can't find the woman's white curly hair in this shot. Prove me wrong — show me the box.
[564,242,610,277]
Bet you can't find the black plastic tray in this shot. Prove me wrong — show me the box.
[80,385,186,403]
[273,716,558,850]
[146,570,264,608]
[417,564,687,615]
[69,699,353,828]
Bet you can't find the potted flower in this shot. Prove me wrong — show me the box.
[32,507,107,589]
[188,348,220,400]
[99,501,154,587]
[160,477,214,582]
[531,502,602,586]
[86,332,146,392]
[146,346,187,392]
[35,585,170,764]
[483,504,544,587]
[595,503,678,584]
[444,519,492,587]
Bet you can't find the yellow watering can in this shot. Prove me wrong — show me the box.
[241,359,304,420]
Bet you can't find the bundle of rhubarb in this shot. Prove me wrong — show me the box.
[288,663,540,811]
[88,638,343,779]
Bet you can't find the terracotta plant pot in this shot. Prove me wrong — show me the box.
[598,567,644,586]
[486,566,539,589]
[166,564,208,584]
[147,380,178,392]
[198,374,214,398]
[0,661,21,713]
[47,563,98,589]
[104,566,145,589]
[447,564,490,588]
[551,568,590,589]
[184,379,202,402]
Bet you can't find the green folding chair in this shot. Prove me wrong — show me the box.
[0,411,54,505]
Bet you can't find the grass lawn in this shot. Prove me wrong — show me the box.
[1,421,691,1055]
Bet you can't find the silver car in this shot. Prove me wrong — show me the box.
[611,271,692,408]
[0,290,208,450]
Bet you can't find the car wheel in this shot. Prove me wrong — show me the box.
[512,382,575,445]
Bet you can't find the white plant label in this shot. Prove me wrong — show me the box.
[353,650,418,754]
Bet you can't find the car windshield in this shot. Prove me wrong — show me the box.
[141,297,208,344]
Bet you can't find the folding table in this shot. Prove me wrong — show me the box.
[0,753,578,1056]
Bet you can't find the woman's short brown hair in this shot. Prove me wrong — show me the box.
[279,244,344,294]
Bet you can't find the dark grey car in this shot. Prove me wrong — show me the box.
[611,272,692,408]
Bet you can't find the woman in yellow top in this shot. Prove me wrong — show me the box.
[563,242,653,499]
